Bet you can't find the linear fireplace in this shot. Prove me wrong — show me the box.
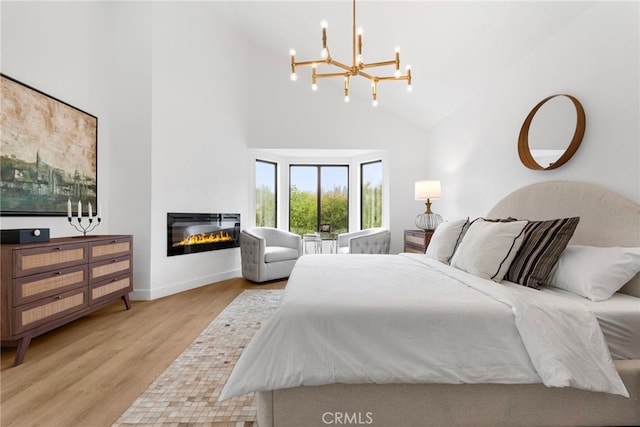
[167,213,240,257]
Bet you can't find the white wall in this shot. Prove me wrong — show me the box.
[109,2,153,298]
[146,2,250,299]
[424,2,640,221]
[1,1,113,236]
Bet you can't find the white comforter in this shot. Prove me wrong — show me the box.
[220,254,628,400]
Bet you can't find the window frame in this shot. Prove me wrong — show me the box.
[255,159,278,228]
[289,163,349,235]
[360,159,383,229]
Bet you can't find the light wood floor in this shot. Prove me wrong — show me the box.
[0,277,286,427]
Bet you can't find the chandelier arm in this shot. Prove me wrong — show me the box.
[315,71,351,79]
[377,75,410,81]
[360,59,397,69]
[352,0,357,67]
[327,59,354,73]
[356,69,377,80]
[294,59,330,68]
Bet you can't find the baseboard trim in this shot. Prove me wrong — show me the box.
[130,269,242,301]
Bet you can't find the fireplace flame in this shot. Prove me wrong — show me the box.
[173,231,233,247]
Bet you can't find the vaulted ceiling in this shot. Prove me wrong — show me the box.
[222,1,594,130]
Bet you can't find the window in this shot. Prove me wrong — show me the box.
[289,165,348,235]
[361,160,383,229]
[255,160,277,227]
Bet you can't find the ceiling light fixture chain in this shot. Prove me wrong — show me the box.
[289,0,412,106]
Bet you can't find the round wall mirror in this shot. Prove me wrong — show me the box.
[518,94,586,170]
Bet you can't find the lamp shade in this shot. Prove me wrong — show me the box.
[414,180,441,200]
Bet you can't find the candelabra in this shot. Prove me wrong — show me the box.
[68,216,102,237]
[67,200,102,237]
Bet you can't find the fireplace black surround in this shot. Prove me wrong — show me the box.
[167,213,240,256]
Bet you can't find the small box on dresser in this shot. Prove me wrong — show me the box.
[404,229,434,253]
[1,235,133,366]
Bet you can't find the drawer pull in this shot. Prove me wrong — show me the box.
[111,259,118,263]
[111,240,118,244]
[56,295,63,300]
[53,247,62,251]
[55,271,62,275]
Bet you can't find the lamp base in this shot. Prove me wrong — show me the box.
[415,213,443,230]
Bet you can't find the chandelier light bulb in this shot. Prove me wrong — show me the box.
[407,84,413,92]
[344,95,350,103]
[394,46,400,53]
[290,73,298,82]
[321,20,328,29]
[321,48,329,59]
[357,27,363,35]
[372,100,378,107]
[394,69,401,78]
[289,49,296,56]
[312,83,318,91]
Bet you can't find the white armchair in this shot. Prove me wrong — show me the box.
[336,227,391,254]
[240,227,302,282]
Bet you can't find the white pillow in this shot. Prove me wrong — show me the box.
[425,218,469,264]
[450,218,528,282]
[546,245,640,301]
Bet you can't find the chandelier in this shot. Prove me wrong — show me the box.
[289,0,412,106]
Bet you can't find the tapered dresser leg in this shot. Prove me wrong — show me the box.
[14,335,32,366]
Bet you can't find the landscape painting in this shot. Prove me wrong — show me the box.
[0,74,97,216]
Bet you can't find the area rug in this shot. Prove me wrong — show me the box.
[113,289,283,427]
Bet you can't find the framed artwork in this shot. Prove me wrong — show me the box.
[0,74,97,216]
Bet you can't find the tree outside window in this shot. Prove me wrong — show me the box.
[255,160,276,227]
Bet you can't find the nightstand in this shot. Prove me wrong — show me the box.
[404,229,434,253]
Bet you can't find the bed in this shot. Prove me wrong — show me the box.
[222,180,640,427]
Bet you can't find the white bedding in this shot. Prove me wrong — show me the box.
[220,254,629,400]
[538,286,640,360]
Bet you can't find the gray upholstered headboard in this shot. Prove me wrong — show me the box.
[487,180,640,297]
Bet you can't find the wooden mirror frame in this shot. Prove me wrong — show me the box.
[518,94,586,170]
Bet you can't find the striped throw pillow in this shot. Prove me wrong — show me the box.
[505,217,580,289]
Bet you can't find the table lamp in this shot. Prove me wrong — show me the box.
[414,180,443,230]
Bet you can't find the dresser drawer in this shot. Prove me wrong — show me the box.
[89,256,132,283]
[13,243,88,278]
[90,275,132,306]
[14,265,88,306]
[14,288,88,334]
[89,237,132,262]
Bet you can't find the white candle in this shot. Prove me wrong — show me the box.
[88,202,93,219]
[67,199,72,218]
[78,201,82,219]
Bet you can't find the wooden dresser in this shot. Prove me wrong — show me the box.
[1,235,133,366]
[404,229,434,253]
